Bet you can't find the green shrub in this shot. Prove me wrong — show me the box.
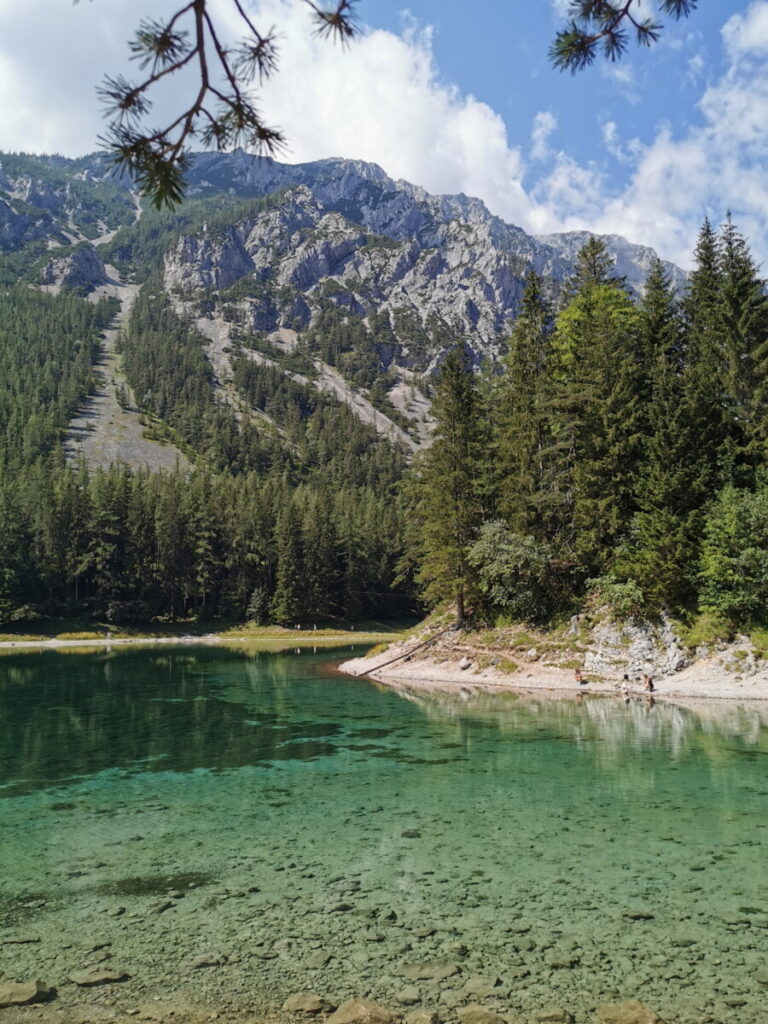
[586,575,645,619]
[699,485,768,622]
[678,610,732,650]
[468,521,557,623]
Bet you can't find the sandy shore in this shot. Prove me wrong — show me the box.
[340,631,768,702]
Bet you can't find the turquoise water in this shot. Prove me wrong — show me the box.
[1,645,767,1023]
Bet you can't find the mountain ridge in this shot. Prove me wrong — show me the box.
[0,148,688,457]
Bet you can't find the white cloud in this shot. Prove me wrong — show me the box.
[0,0,188,156]
[601,62,641,104]
[1,0,768,271]
[550,0,574,18]
[723,1,768,56]
[239,0,535,224]
[530,112,558,161]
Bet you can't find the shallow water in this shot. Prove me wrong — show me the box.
[1,645,767,1023]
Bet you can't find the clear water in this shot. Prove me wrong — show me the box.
[1,645,767,1023]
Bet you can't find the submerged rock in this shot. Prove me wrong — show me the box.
[282,992,332,1013]
[69,969,130,986]
[462,977,503,997]
[327,998,395,1024]
[405,1011,441,1024]
[596,1001,666,1024]
[0,981,51,1007]
[456,1006,507,1024]
[402,960,460,981]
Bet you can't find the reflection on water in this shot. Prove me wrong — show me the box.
[1,646,767,1024]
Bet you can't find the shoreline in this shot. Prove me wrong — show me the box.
[0,629,400,652]
[340,629,768,703]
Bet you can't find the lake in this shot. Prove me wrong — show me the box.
[1,644,767,1023]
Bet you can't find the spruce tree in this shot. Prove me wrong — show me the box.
[271,503,305,625]
[681,218,731,495]
[412,346,482,625]
[621,259,696,606]
[544,239,641,573]
[718,215,768,473]
[495,271,553,535]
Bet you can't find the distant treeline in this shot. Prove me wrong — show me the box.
[0,284,410,624]
[0,462,408,623]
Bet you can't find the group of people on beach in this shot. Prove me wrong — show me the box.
[574,667,655,694]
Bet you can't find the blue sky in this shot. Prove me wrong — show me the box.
[372,0,743,188]
[0,1,766,268]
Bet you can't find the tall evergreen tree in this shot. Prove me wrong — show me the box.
[620,259,696,606]
[681,218,732,493]
[271,503,305,625]
[412,346,482,624]
[543,239,641,572]
[717,214,768,472]
[495,271,553,535]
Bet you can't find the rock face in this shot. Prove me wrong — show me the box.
[40,244,109,293]
[0,980,51,1007]
[158,153,687,368]
[584,613,690,677]
[1,149,688,442]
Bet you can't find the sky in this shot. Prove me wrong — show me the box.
[0,0,767,269]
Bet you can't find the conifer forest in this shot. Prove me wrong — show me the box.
[1,165,767,636]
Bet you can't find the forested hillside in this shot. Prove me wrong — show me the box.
[1,149,766,636]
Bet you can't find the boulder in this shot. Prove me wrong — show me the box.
[0,981,51,1007]
[596,1001,666,1024]
[282,992,331,1013]
[327,999,395,1024]
[533,1012,574,1024]
[69,969,130,987]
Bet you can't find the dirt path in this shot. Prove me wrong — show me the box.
[63,267,189,472]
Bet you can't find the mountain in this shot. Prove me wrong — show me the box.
[0,149,686,451]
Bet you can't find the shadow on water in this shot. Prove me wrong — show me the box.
[0,645,369,796]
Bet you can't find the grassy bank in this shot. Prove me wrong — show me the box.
[0,616,415,647]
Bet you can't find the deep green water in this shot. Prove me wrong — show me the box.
[1,645,767,1023]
